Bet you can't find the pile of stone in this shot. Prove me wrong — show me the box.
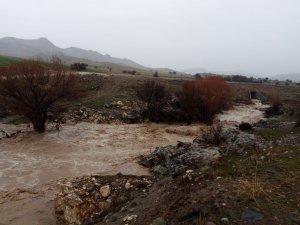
[194,128,265,154]
[62,101,141,124]
[55,175,152,225]
[0,129,7,139]
[139,142,220,176]
[64,106,112,124]
[107,100,131,110]
[0,129,21,139]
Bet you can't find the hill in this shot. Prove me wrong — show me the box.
[0,37,146,69]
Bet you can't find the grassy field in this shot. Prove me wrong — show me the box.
[0,55,19,66]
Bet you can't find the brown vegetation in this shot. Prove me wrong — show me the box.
[265,96,282,117]
[136,80,167,121]
[180,77,233,122]
[0,58,78,132]
[70,62,88,71]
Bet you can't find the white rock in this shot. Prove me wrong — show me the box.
[125,182,131,190]
[100,185,111,198]
[122,215,138,222]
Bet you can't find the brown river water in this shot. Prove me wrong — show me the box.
[0,123,202,191]
[0,123,202,225]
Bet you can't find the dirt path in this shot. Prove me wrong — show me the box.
[0,123,202,225]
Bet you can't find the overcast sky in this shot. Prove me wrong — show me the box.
[1,0,300,76]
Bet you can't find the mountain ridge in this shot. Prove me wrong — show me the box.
[0,37,146,69]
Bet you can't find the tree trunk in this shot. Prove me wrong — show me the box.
[32,110,47,133]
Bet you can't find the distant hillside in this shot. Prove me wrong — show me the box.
[0,37,146,69]
[272,73,300,82]
[39,53,146,74]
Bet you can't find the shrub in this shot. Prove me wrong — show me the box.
[179,76,232,123]
[122,70,137,75]
[70,63,88,71]
[153,71,159,77]
[0,58,78,132]
[199,123,223,145]
[136,80,167,121]
[265,96,282,117]
[295,105,300,127]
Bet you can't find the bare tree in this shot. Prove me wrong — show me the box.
[0,58,78,132]
[136,80,167,121]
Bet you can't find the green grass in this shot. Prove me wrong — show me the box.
[250,127,300,141]
[206,143,300,224]
[0,55,19,66]
[84,98,108,109]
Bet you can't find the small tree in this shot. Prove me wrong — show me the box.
[136,80,167,121]
[265,96,282,117]
[153,71,159,77]
[0,58,78,132]
[180,76,232,122]
[70,63,88,71]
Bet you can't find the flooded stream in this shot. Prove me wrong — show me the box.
[0,101,267,225]
[0,123,202,192]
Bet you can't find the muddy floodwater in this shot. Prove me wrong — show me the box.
[0,123,202,225]
[0,101,267,225]
[0,123,202,191]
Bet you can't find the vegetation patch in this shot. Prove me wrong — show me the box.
[0,55,19,66]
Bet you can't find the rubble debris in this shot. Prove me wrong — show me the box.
[139,142,220,176]
[194,128,265,154]
[54,175,152,225]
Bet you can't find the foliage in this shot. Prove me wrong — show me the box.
[0,55,19,66]
[295,106,300,127]
[200,123,223,145]
[136,80,167,121]
[153,71,159,77]
[179,76,233,122]
[265,96,282,117]
[70,62,88,71]
[122,70,137,75]
[0,58,78,132]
